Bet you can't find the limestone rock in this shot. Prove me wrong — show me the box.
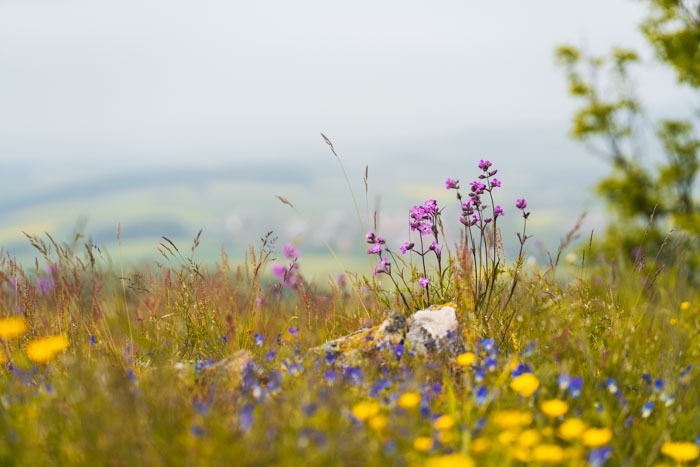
[312,303,463,366]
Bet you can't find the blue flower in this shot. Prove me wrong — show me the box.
[588,446,612,467]
[606,378,618,394]
[475,386,488,406]
[641,401,654,418]
[239,404,254,433]
[568,377,583,398]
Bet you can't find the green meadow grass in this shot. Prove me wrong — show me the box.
[1,159,700,466]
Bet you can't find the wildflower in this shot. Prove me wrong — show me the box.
[239,404,254,433]
[433,414,455,431]
[641,401,653,418]
[653,378,664,393]
[493,205,504,217]
[478,160,492,171]
[374,258,391,276]
[400,242,414,254]
[470,437,490,456]
[368,244,382,255]
[283,243,299,259]
[25,335,69,363]
[532,444,565,464]
[368,414,388,432]
[288,327,298,338]
[397,392,421,409]
[605,378,618,394]
[581,427,613,447]
[511,362,531,377]
[541,399,569,418]
[480,338,497,355]
[414,436,433,452]
[660,441,700,462]
[680,301,691,311]
[475,386,488,406]
[429,241,441,254]
[510,373,540,397]
[425,453,474,467]
[0,317,27,340]
[516,198,527,210]
[445,178,460,190]
[568,376,583,398]
[492,410,533,430]
[588,446,612,467]
[456,352,477,366]
[351,400,381,421]
[418,277,430,288]
[517,429,541,448]
[558,418,587,440]
[490,178,501,188]
[253,332,264,346]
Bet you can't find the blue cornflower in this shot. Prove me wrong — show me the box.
[606,378,618,394]
[254,332,264,347]
[588,446,612,467]
[475,386,488,406]
[511,362,531,377]
[568,377,583,398]
[90,335,97,346]
[653,378,664,393]
[642,373,652,385]
[344,366,363,385]
[641,401,654,418]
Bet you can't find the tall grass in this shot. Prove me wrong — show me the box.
[0,154,698,466]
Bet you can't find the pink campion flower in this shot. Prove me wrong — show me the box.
[494,205,504,217]
[418,277,430,288]
[368,244,382,255]
[374,258,391,276]
[490,179,501,188]
[423,199,437,214]
[430,241,441,255]
[445,178,459,190]
[470,181,486,195]
[271,263,287,279]
[283,243,299,259]
[516,198,528,210]
[478,160,492,171]
[400,242,414,254]
[365,232,377,244]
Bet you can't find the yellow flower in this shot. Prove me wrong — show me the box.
[425,453,475,467]
[660,441,700,462]
[351,400,381,421]
[397,392,421,409]
[456,352,477,366]
[414,436,433,452]
[25,335,69,363]
[558,418,587,441]
[510,373,540,397]
[581,427,613,447]
[532,444,566,464]
[680,301,692,311]
[516,429,541,448]
[0,316,27,340]
[492,410,534,430]
[368,414,388,432]
[470,437,490,456]
[669,318,679,326]
[434,414,456,431]
[541,399,569,418]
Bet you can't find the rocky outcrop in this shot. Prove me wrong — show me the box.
[312,303,463,366]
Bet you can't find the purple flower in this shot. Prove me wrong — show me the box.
[494,205,504,218]
[288,327,298,338]
[445,178,460,190]
[490,178,501,188]
[568,376,584,398]
[400,242,414,254]
[516,198,528,210]
[478,160,492,171]
[374,258,391,276]
[470,181,486,195]
[429,241,441,255]
[254,332,264,346]
[418,277,430,288]
[475,386,488,406]
[365,232,376,244]
[588,446,612,467]
[423,199,437,214]
[271,263,287,279]
[283,243,300,259]
[367,244,382,255]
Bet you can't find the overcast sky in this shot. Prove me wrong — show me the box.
[1,0,693,172]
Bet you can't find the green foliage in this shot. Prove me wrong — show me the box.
[555,2,700,279]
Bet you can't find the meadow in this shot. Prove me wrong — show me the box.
[1,157,699,467]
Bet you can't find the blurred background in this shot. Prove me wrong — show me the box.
[0,1,695,280]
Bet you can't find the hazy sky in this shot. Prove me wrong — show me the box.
[1,1,692,170]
